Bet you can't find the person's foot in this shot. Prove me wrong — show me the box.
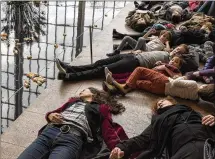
[134,1,139,8]
[106,74,127,95]
[57,72,66,80]
[106,50,120,57]
[102,81,118,95]
[104,67,112,79]
[106,73,114,84]
[56,59,67,74]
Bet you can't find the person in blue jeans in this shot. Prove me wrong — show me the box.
[17,87,128,159]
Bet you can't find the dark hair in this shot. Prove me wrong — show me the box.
[152,96,177,114]
[172,13,181,24]
[159,30,172,41]
[198,84,215,103]
[88,87,126,115]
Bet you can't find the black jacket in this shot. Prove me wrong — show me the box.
[117,105,215,159]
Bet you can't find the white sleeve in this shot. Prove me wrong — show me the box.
[172,79,197,88]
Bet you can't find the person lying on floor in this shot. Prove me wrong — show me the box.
[17,87,127,159]
[109,96,215,159]
[187,53,215,84]
[105,67,215,102]
[56,45,188,82]
[107,29,172,57]
[113,22,214,47]
[103,56,182,87]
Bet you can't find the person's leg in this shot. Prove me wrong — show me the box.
[48,133,83,159]
[126,67,168,94]
[107,36,138,57]
[112,72,131,80]
[203,41,214,61]
[197,1,211,13]
[17,126,60,159]
[61,54,123,73]
[58,54,139,81]
[134,37,147,51]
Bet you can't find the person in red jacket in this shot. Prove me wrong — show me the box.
[17,87,127,159]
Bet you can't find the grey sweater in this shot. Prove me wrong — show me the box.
[136,51,170,68]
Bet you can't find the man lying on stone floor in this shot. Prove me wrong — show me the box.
[109,96,215,159]
[56,44,191,81]
[17,87,127,159]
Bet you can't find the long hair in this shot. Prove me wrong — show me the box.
[88,87,126,115]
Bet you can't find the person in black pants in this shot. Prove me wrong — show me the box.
[56,54,140,81]
[109,96,215,159]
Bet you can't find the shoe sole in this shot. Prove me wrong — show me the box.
[56,59,66,74]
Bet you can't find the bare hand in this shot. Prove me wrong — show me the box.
[193,71,200,77]
[48,113,63,123]
[202,115,215,126]
[165,41,170,45]
[132,50,142,54]
[149,29,156,34]
[110,147,124,159]
[155,61,162,66]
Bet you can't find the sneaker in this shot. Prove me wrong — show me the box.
[106,73,114,85]
[56,58,66,74]
[104,67,112,79]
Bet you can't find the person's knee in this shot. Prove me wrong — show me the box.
[123,36,132,41]
[138,37,146,42]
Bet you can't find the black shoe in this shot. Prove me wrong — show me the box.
[106,50,120,57]
[56,59,67,73]
[57,72,66,80]
[134,1,139,8]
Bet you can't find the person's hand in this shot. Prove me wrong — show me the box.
[173,75,180,79]
[109,147,124,159]
[48,113,63,123]
[165,41,170,45]
[193,71,200,77]
[202,115,215,126]
[149,28,156,35]
[155,61,162,66]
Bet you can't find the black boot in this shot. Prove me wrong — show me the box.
[112,29,124,39]
[106,49,120,57]
[134,1,139,9]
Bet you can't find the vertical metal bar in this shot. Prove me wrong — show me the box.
[112,1,116,19]
[71,0,77,61]
[89,26,93,64]
[0,1,2,134]
[91,1,96,34]
[53,1,58,77]
[62,1,67,61]
[101,1,105,30]
[124,1,126,7]
[76,1,85,57]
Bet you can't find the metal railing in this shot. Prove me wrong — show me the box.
[1,1,128,133]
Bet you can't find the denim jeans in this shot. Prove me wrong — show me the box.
[17,126,83,159]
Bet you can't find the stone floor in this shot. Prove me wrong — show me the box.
[1,3,215,159]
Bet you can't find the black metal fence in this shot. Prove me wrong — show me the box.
[1,1,128,133]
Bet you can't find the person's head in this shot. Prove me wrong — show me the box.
[169,56,183,68]
[171,11,181,24]
[201,22,213,33]
[152,96,177,114]
[79,87,126,115]
[170,44,189,56]
[198,84,215,103]
[159,30,172,43]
